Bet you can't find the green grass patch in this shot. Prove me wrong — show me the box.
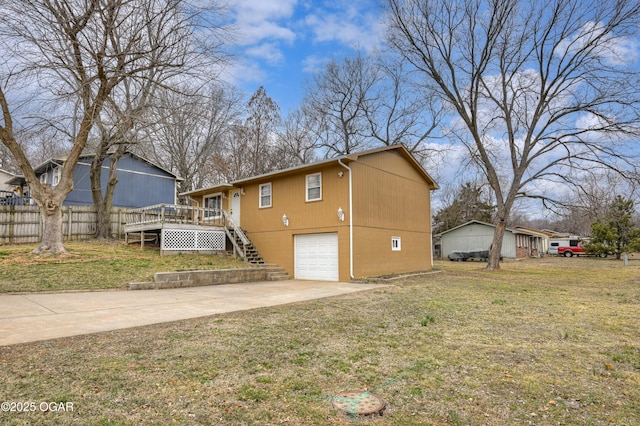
[420,314,436,326]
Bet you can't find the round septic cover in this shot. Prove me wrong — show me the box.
[332,390,386,416]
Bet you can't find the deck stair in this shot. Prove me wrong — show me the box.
[226,226,265,265]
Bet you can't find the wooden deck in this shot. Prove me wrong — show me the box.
[124,221,224,234]
[124,204,250,257]
[124,204,225,230]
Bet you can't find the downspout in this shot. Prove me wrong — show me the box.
[338,159,354,279]
[429,201,434,268]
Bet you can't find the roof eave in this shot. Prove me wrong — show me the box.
[180,183,236,198]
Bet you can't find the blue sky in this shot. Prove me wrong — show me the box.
[221,0,386,114]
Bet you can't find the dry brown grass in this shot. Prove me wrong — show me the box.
[1,257,639,425]
[0,240,249,292]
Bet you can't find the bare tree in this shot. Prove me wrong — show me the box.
[212,122,252,182]
[244,86,281,175]
[275,109,319,166]
[5,127,69,172]
[0,0,226,252]
[140,83,243,195]
[0,0,120,254]
[302,51,446,165]
[303,53,379,157]
[387,0,640,269]
[552,170,637,235]
[87,1,229,239]
[214,87,282,181]
[364,55,445,163]
[90,78,151,240]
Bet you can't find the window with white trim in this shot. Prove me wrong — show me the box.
[306,172,322,201]
[39,173,47,184]
[259,183,272,208]
[204,194,222,219]
[392,236,401,251]
[52,167,61,187]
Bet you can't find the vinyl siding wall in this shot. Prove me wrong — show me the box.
[190,149,436,281]
[440,223,517,259]
[351,151,433,277]
[239,164,352,281]
[61,155,177,208]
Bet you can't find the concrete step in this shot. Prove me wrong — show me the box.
[264,266,291,281]
[266,273,291,281]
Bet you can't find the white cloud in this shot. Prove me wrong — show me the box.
[237,20,296,46]
[222,0,388,109]
[303,6,384,54]
[419,141,476,187]
[220,60,267,87]
[229,0,298,45]
[555,21,640,66]
[301,54,329,73]
[245,42,285,65]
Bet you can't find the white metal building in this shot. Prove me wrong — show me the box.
[437,220,546,259]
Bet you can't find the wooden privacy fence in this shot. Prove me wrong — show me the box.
[0,205,128,244]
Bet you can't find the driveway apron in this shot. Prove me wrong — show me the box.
[0,280,386,346]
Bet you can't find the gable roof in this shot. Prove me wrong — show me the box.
[181,183,236,198]
[513,226,553,237]
[437,220,541,237]
[8,151,182,185]
[181,145,438,197]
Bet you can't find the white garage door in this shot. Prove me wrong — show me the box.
[294,233,339,281]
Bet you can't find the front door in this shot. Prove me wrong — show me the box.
[230,190,241,226]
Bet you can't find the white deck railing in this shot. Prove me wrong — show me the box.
[125,204,225,227]
[125,204,251,260]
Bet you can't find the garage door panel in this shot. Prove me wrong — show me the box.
[294,233,339,281]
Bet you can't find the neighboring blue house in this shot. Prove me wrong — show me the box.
[7,152,181,208]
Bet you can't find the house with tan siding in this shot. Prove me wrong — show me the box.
[181,145,439,281]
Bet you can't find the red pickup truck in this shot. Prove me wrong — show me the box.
[557,242,586,257]
[549,238,585,257]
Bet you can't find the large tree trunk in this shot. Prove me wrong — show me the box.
[487,219,507,270]
[90,151,109,239]
[34,197,66,255]
[91,146,124,239]
[101,152,121,238]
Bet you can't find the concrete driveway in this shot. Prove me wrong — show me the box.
[0,280,387,346]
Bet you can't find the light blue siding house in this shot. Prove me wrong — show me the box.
[8,152,181,208]
[437,220,545,260]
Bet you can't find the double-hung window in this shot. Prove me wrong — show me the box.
[259,183,272,208]
[52,167,61,187]
[204,194,222,219]
[306,172,322,202]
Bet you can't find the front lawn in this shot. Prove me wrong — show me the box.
[1,257,638,425]
[0,240,248,292]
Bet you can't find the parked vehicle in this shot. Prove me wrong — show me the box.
[557,242,586,257]
[448,249,490,261]
[548,238,606,257]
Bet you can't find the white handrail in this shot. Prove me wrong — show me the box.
[125,204,222,226]
[222,210,250,246]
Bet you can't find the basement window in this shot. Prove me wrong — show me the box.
[392,236,401,251]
